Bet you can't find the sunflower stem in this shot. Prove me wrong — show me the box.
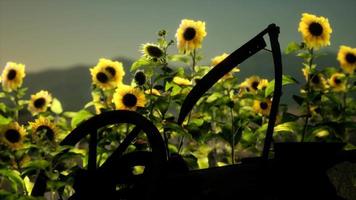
[230,107,235,164]
[191,49,197,73]
[301,48,314,142]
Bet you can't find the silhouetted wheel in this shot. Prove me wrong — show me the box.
[32,110,167,200]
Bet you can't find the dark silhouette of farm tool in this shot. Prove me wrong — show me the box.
[32,24,356,200]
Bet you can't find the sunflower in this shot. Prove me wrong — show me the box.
[257,79,269,90]
[141,43,164,62]
[173,76,192,86]
[328,73,346,92]
[90,59,125,90]
[145,88,161,96]
[298,13,332,49]
[1,62,26,92]
[302,68,327,91]
[241,76,261,93]
[176,19,207,53]
[211,53,240,79]
[253,99,272,116]
[337,45,356,74]
[113,85,146,111]
[29,117,59,142]
[28,90,52,115]
[96,58,125,86]
[0,122,26,149]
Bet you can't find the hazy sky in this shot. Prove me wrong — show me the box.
[1,0,356,72]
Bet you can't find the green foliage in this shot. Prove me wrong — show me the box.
[0,17,355,199]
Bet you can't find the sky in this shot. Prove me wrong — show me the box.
[1,0,356,72]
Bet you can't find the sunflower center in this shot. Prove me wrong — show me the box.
[5,129,21,143]
[7,69,17,80]
[37,126,55,141]
[146,46,163,58]
[105,67,116,76]
[311,74,320,84]
[183,27,196,41]
[345,53,356,64]
[123,93,137,108]
[334,78,342,85]
[96,72,109,83]
[308,22,323,36]
[260,102,268,110]
[34,98,46,108]
[252,81,259,90]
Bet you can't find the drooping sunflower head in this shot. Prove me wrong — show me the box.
[211,53,240,79]
[1,62,26,92]
[113,85,146,111]
[134,70,147,86]
[253,99,272,116]
[328,73,346,92]
[29,117,59,142]
[141,43,164,62]
[298,13,332,49]
[0,122,26,149]
[173,76,192,86]
[28,90,52,115]
[337,45,356,74]
[176,19,207,53]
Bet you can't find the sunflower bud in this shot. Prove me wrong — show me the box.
[158,30,167,37]
[134,71,146,86]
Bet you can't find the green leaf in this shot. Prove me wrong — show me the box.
[0,92,6,98]
[190,118,204,127]
[50,98,63,114]
[206,92,223,103]
[292,95,305,106]
[168,54,190,64]
[0,115,12,125]
[285,41,300,54]
[297,52,312,60]
[23,176,34,195]
[84,101,95,109]
[274,122,300,134]
[265,75,298,97]
[0,169,24,192]
[23,160,50,170]
[130,57,152,71]
[71,109,93,128]
[0,102,7,112]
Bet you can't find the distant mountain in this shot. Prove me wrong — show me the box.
[23,53,339,111]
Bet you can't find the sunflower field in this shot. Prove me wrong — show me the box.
[0,13,356,199]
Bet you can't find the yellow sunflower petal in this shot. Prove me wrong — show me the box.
[298,13,332,49]
[90,58,125,90]
[253,99,272,116]
[29,116,59,142]
[1,62,26,92]
[173,76,192,86]
[176,19,207,53]
[0,122,27,149]
[113,85,146,111]
[337,45,356,74]
[328,73,346,92]
[28,90,53,115]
